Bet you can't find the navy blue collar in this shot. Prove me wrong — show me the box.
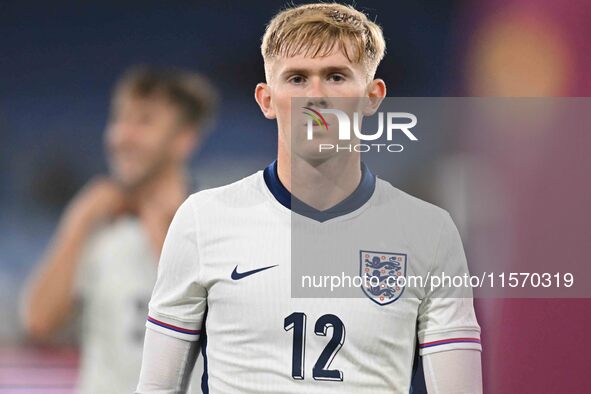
[263,160,376,222]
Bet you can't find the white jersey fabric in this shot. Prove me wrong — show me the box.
[146,161,481,393]
[75,216,203,393]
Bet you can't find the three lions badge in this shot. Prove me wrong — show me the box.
[360,251,407,305]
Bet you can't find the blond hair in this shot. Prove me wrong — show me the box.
[261,3,386,82]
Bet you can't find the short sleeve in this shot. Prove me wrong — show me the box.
[417,212,482,356]
[146,197,206,342]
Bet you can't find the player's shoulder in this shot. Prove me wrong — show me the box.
[375,178,451,227]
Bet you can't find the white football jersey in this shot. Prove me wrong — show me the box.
[147,161,481,393]
[76,216,203,393]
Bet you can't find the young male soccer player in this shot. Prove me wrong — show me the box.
[23,66,217,393]
[137,3,483,393]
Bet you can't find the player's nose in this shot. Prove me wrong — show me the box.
[304,97,329,110]
[305,77,328,102]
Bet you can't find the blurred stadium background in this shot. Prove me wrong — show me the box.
[1,1,590,393]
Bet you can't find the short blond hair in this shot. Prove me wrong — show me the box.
[261,3,386,82]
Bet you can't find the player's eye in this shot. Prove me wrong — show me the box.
[328,73,346,82]
[288,75,306,85]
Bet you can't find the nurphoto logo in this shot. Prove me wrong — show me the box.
[303,106,418,153]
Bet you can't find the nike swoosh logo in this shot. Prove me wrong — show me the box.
[231,264,278,280]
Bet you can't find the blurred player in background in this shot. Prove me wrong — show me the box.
[22,66,218,393]
[136,3,481,393]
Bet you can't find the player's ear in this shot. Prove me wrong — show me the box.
[255,83,276,119]
[363,78,387,116]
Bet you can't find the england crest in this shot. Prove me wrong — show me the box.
[360,250,407,305]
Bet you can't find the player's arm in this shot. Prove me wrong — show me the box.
[423,349,483,394]
[22,178,125,340]
[137,195,207,392]
[136,328,199,393]
[417,212,483,392]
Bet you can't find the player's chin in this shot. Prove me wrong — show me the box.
[110,163,150,190]
[292,143,341,165]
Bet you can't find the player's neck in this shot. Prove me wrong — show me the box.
[276,153,362,211]
[132,165,189,203]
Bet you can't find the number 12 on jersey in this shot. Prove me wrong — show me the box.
[284,312,345,382]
